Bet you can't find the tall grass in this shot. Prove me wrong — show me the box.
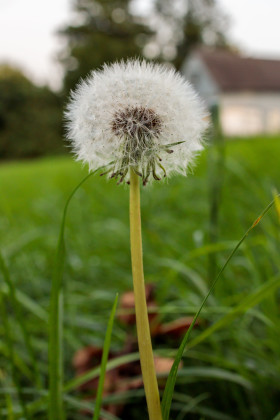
[0,137,279,419]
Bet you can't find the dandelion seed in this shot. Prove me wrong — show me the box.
[65,59,208,185]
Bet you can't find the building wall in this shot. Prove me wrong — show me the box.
[182,54,220,106]
[219,93,280,136]
[182,54,280,137]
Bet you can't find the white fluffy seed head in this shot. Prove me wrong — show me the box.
[65,59,209,185]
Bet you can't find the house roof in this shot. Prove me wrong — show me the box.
[197,48,280,92]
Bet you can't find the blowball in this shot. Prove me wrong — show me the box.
[65,60,209,185]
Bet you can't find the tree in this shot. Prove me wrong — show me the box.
[58,0,153,93]
[153,0,229,68]
[58,0,229,93]
[0,65,62,159]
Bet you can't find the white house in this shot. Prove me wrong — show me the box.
[182,48,280,136]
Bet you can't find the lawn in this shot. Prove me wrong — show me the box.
[0,136,280,419]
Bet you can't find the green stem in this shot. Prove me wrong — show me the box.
[129,168,162,420]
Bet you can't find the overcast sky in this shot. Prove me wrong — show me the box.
[0,0,279,89]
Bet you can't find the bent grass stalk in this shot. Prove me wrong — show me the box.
[48,171,96,420]
[129,168,162,420]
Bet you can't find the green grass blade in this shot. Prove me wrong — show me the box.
[0,344,33,379]
[175,367,252,388]
[0,251,42,388]
[64,394,121,420]
[14,353,141,419]
[64,352,140,392]
[0,294,29,419]
[48,171,96,420]
[273,189,280,222]
[161,195,279,420]
[5,393,14,420]
[93,293,118,420]
[187,274,280,349]
[0,285,48,321]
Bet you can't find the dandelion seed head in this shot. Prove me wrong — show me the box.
[65,59,209,185]
[111,106,162,139]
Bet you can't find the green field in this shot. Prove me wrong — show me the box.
[0,137,280,419]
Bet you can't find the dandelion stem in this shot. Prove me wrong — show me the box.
[129,168,162,420]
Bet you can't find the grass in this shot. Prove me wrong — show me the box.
[0,136,279,419]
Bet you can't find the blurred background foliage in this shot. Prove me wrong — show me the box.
[0,0,228,159]
[58,0,228,92]
[0,65,63,159]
